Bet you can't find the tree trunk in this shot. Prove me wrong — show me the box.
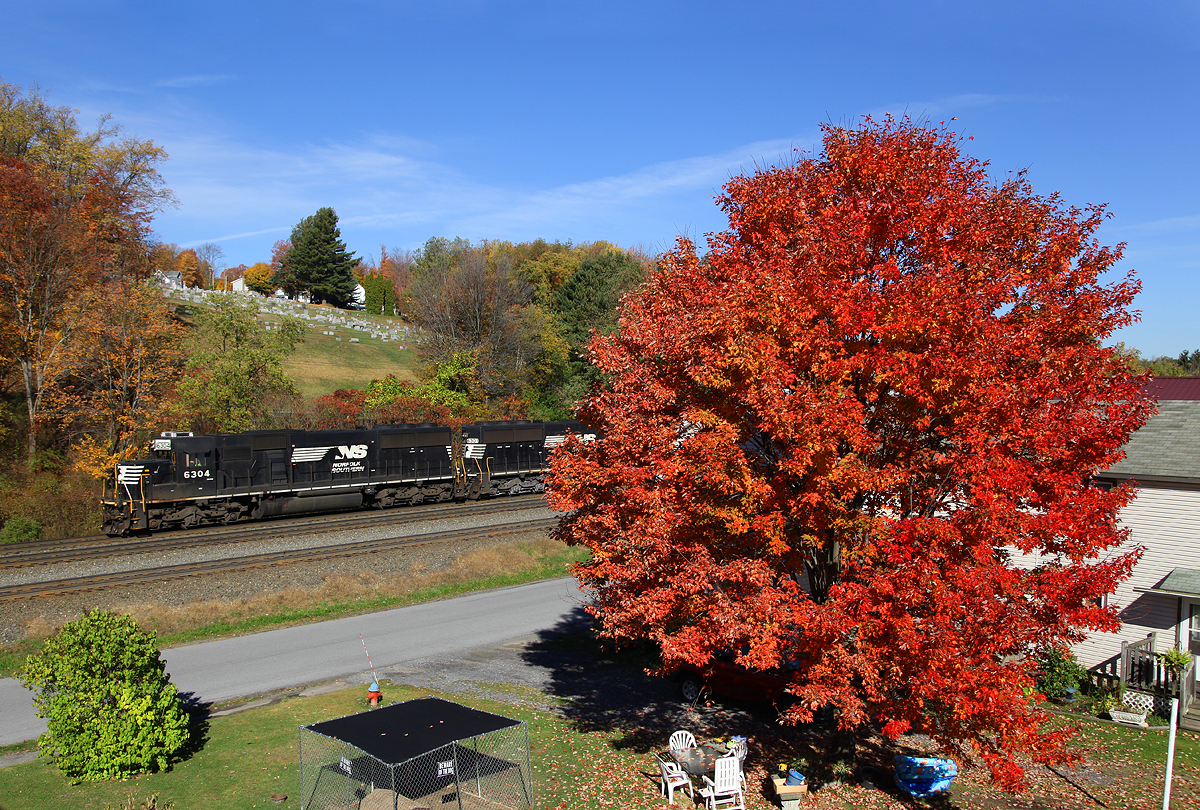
[805,539,841,604]
[21,358,38,470]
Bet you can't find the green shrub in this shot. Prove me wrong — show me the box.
[19,609,190,781]
[1090,681,1125,715]
[0,515,42,544]
[1034,646,1088,699]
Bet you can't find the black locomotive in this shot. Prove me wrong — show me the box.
[100,420,593,536]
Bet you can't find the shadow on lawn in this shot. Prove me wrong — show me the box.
[173,691,211,765]
[519,610,942,805]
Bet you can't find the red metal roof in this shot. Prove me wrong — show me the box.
[1141,377,1200,401]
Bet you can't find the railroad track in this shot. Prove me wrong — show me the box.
[0,517,559,602]
[0,496,552,570]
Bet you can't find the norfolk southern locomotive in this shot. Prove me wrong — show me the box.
[100,420,593,536]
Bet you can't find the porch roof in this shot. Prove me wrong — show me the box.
[1133,568,1200,599]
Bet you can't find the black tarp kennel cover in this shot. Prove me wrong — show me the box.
[299,696,532,810]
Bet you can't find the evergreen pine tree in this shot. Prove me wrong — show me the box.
[287,207,359,307]
[554,251,644,353]
[363,273,396,315]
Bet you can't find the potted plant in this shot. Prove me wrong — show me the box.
[1108,690,1155,726]
[1157,647,1192,681]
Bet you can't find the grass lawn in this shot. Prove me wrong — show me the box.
[0,679,1196,810]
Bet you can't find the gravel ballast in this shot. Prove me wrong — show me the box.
[0,504,560,646]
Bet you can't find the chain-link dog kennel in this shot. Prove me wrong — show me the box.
[299,696,532,810]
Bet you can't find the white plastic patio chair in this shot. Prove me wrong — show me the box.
[699,754,746,810]
[655,752,694,805]
[669,729,696,755]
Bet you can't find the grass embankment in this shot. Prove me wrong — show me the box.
[0,538,589,680]
[277,316,420,399]
[1,677,1197,810]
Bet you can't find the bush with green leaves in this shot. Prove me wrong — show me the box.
[19,609,190,781]
[1034,646,1089,699]
[0,515,42,544]
[1090,680,1126,715]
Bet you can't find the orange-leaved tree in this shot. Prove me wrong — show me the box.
[47,279,183,478]
[546,117,1152,790]
[0,157,150,466]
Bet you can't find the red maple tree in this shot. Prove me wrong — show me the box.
[546,117,1153,790]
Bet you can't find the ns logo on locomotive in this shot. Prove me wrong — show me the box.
[101,420,594,536]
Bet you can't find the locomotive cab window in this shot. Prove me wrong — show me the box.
[186,453,209,468]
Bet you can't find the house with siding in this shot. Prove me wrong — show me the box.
[1077,377,1200,725]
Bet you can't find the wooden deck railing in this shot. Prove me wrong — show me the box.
[1115,633,1195,716]
[1121,634,1157,689]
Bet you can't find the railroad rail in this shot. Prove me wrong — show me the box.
[0,517,559,602]
[0,496,551,571]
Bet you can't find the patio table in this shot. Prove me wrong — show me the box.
[669,742,731,778]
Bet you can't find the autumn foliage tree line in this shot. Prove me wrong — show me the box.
[0,81,649,538]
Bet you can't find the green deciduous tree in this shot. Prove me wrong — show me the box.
[175,295,304,432]
[285,207,359,307]
[19,608,190,782]
[0,81,173,215]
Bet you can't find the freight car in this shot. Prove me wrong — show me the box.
[100,420,593,536]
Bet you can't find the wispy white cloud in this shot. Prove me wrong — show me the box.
[1114,213,1200,235]
[151,121,819,257]
[446,136,811,237]
[153,74,236,88]
[179,226,290,248]
[868,92,1054,122]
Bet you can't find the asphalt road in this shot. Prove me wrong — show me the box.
[0,576,587,747]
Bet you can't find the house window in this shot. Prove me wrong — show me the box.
[1190,604,1200,656]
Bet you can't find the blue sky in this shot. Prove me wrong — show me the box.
[3,1,1196,357]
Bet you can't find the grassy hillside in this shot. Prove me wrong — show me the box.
[175,294,424,399]
[280,327,421,399]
